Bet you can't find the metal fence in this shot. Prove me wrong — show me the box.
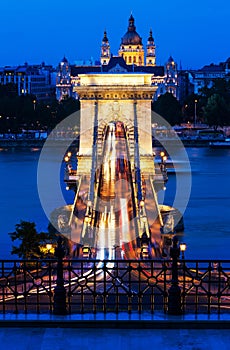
[0,257,230,315]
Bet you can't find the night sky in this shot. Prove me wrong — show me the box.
[0,0,229,69]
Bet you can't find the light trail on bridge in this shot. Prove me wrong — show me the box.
[69,119,163,262]
[92,121,138,260]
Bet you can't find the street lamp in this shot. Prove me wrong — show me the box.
[140,200,144,216]
[87,200,92,215]
[194,99,198,127]
[160,153,167,173]
[53,236,67,315]
[180,242,187,260]
[46,243,52,252]
[46,243,53,259]
[168,236,182,315]
[33,100,36,111]
[140,200,145,207]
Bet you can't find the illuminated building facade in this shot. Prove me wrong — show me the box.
[178,58,230,101]
[56,15,179,101]
[191,58,230,94]
[118,14,145,66]
[0,62,56,101]
[56,56,72,101]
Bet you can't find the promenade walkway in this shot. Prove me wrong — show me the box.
[1,313,230,350]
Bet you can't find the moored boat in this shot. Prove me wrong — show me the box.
[209,138,230,149]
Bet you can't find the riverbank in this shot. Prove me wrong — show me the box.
[153,138,223,147]
[0,138,220,148]
[0,139,79,148]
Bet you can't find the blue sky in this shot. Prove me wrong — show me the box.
[0,0,229,69]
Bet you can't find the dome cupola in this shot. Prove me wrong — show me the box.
[121,14,142,45]
[118,14,144,66]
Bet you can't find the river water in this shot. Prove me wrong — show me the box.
[0,146,230,260]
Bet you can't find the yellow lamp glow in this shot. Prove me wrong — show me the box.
[46,243,52,251]
[180,243,187,252]
[140,200,145,207]
[85,216,90,223]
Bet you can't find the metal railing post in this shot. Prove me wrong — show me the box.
[53,236,67,315]
[168,236,182,315]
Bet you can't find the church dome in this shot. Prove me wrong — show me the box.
[121,15,142,46]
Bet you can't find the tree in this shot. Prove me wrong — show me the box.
[9,221,54,259]
[200,79,230,102]
[152,93,182,125]
[198,79,230,124]
[204,94,229,129]
[0,83,80,133]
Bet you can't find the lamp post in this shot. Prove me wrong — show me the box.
[46,243,52,251]
[159,151,167,174]
[87,200,92,216]
[168,236,182,315]
[180,242,187,260]
[46,243,52,258]
[53,236,67,315]
[139,200,144,216]
[194,99,198,127]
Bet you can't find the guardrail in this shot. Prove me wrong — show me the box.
[1,255,230,315]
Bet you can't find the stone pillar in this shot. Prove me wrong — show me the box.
[136,100,152,155]
[79,100,94,156]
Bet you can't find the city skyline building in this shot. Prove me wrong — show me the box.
[56,15,178,102]
[0,62,56,102]
[0,13,229,104]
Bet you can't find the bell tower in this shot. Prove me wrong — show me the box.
[100,31,110,65]
[56,56,72,101]
[146,29,156,66]
[165,56,178,97]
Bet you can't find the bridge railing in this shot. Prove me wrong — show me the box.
[0,259,230,315]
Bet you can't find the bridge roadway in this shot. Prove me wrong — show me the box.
[94,122,137,260]
[69,121,162,259]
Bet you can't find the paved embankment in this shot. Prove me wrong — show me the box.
[0,313,230,350]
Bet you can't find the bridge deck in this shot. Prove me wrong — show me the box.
[66,121,163,259]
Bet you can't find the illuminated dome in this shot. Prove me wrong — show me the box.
[121,15,142,46]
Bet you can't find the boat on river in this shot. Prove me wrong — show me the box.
[209,138,230,149]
